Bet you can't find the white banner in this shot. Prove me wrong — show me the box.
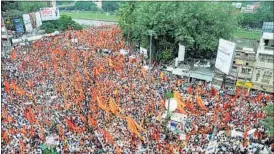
[215,39,236,75]
[35,12,42,27]
[40,7,60,21]
[178,44,185,62]
[22,14,33,32]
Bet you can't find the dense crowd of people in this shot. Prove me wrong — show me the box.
[1,25,274,154]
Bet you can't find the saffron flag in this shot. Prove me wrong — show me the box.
[160,72,165,80]
[109,97,121,116]
[10,49,16,61]
[224,112,230,122]
[88,116,97,128]
[126,117,145,140]
[174,91,186,113]
[97,96,108,111]
[66,119,77,131]
[196,95,208,111]
[104,129,114,145]
[24,107,36,124]
[211,87,217,96]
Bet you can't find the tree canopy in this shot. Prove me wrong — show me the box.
[118,2,239,61]
[261,104,274,137]
[1,1,47,18]
[63,1,99,11]
[102,1,121,12]
[239,2,274,28]
[41,15,82,33]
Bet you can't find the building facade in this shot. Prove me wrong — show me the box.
[212,47,256,90]
[251,32,274,93]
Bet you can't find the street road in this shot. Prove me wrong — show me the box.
[72,19,117,26]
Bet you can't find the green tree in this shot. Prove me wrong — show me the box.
[118,2,238,60]
[41,15,82,33]
[1,1,47,14]
[261,104,274,136]
[67,1,99,11]
[102,1,121,12]
[239,2,274,28]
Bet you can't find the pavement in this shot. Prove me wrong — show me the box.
[72,19,117,26]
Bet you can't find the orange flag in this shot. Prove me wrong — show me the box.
[109,97,121,116]
[187,86,193,94]
[20,139,26,153]
[30,127,35,137]
[126,117,145,140]
[97,96,108,113]
[160,72,165,80]
[1,131,9,143]
[58,125,64,138]
[3,80,10,93]
[174,91,186,113]
[211,87,217,96]
[104,129,114,145]
[196,95,208,111]
[115,147,122,154]
[24,107,36,124]
[66,119,77,131]
[10,49,16,61]
[224,112,230,122]
[108,58,114,67]
[88,116,97,128]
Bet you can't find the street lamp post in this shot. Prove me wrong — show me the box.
[147,30,154,75]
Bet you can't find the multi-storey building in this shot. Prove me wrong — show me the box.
[212,46,256,90]
[251,32,274,93]
[233,47,256,82]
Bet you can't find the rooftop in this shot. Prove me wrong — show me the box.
[262,32,274,40]
[262,22,274,33]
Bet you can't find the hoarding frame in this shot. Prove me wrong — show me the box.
[215,39,236,75]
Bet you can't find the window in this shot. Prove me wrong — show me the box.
[264,39,269,46]
[246,63,249,66]
[233,61,235,64]
[267,57,273,63]
[255,70,260,81]
[261,71,272,84]
[242,68,251,74]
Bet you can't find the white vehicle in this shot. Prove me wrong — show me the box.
[102,49,112,54]
[119,49,129,55]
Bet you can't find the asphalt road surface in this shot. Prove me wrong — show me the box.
[72,19,117,26]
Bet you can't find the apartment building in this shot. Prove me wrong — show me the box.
[212,46,256,90]
[251,32,274,93]
[233,47,256,81]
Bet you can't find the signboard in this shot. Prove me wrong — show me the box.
[13,18,25,33]
[215,39,236,75]
[236,80,253,89]
[23,14,33,32]
[35,12,42,27]
[140,47,148,58]
[40,7,60,21]
[29,12,36,28]
[178,44,185,62]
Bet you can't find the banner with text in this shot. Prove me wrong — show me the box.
[215,39,236,75]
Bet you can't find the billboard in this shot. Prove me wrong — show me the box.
[23,14,33,32]
[29,12,36,28]
[178,43,185,62]
[35,12,42,27]
[40,7,60,21]
[215,39,236,75]
[236,80,253,89]
[13,18,25,33]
